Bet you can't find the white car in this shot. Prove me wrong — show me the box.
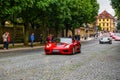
[99,37,112,44]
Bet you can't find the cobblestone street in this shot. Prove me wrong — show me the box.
[0,0,119,79]
[0,39,120,80]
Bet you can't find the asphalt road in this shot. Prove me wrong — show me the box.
[0,38,120,80]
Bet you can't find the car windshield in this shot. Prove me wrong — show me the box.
[103,38,108,40]
[60,38,72,44]
[101,37,110,40]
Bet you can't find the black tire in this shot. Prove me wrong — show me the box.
[79,46,81,53]
[79,50,81,53]
[109,41,112,44]
[72,47,75,54]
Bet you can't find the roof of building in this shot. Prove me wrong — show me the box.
[97,10,114,19]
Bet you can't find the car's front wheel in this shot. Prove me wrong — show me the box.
[72,47,75,54]
[109,41,112,44]
[78,46,81,53]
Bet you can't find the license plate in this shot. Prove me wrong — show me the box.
[52,50,59,52]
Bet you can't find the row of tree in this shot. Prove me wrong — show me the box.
[111,0,120,30]
[0,0,99,45]
[111,0,120,18]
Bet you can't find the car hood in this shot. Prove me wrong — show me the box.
[45,42,72,49]
[99,38,111,42]
[53,43,70,49]
[100,39,109,41]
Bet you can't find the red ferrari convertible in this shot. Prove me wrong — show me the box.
[44,38,81,55]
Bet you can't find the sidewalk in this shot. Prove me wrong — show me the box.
[0,37,94,53]
[0,42,44,53]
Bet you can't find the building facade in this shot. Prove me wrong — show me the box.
[96,10,115,32]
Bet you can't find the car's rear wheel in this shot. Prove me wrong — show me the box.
[99,41,103,44]
[99,41,101,44]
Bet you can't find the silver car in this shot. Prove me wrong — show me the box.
[99,37,112,44]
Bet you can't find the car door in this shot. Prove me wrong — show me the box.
[73,40,80,52]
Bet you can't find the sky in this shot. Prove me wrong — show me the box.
[97,0,115,16]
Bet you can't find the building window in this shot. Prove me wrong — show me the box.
[103,23,105,26]
[99,23,101,26]
[107,23,109,26]
[99,19,101,21]
[102,28,104,30]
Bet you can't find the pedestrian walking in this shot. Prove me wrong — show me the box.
[51,34,54,42]
[30,33,35,47]
[46,34,52,43]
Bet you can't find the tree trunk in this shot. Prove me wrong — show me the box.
[71,27,75,36]
[65,24,69,37]
[1,21,5,27]
[23,22,30,46]
[40,19,48,43]
[55,23,59,37]
[61,28,64,37]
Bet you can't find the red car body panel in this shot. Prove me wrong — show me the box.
[44,38,81,55]
[111,35,116,39]
[109,32,114,37]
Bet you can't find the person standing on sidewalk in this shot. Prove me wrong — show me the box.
[2,32,8,49]
[30,33,35,47]
[6,32,11,49]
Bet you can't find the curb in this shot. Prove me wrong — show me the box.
[0,46,44,53]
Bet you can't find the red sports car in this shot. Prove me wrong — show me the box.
[44,38,81,55]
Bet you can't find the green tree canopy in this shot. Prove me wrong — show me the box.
[0,0,99,45]
[117,21,120,30]
[97,25,102,31]
[111,0,120,17]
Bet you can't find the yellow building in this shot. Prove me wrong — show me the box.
[96,10,115,32]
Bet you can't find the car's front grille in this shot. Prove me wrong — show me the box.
[63,50,68,52]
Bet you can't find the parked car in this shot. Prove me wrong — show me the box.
[111,34,116,39]
[114,36,120,41]
[99,37,112,44]
[111,33,120,40]
[44,38,81,55]
[114,33,120,41]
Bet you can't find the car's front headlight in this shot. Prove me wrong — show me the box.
[65,45,70,48]
[46,44,52,48]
